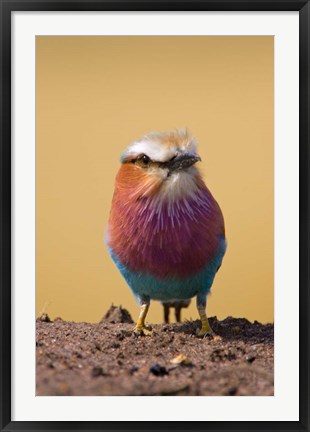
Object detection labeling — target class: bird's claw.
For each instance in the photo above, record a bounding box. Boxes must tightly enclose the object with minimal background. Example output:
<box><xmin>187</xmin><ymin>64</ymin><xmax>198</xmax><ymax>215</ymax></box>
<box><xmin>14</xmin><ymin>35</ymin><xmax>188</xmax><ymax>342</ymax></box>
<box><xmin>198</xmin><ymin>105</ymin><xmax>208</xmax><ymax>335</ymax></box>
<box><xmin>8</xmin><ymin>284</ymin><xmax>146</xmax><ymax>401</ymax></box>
<box><xmin>133</xmin><ymin>325</ymin><xmax>152</xmax><ymax>336</ymax></box>
<box><xmin>196</xmin><ymin>327</ymin><xmax>215</xmax><ymax>338</ymax></box>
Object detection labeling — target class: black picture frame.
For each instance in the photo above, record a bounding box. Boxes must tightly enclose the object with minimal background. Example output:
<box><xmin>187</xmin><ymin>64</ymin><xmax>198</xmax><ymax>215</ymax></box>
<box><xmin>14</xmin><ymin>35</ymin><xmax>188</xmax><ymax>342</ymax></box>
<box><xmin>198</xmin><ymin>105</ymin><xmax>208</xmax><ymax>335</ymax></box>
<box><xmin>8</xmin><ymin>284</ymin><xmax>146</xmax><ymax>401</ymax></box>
<box><xmin>1</xmin><ymin>1</ymin><xmax>309</xmax><ymax>431</ymax></box>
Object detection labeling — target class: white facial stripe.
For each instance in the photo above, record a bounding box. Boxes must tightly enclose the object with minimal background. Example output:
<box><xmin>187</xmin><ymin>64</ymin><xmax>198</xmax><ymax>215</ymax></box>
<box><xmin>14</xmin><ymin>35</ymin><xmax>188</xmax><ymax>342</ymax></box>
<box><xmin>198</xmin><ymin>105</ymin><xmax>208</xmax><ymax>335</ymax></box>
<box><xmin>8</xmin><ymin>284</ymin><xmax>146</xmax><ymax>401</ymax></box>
<box><xmin>123</xmin><ymin>140</ymin><xmax>177</xmax><ymax>162</ymax></box>
<box><xmin>121</xmin><ymin>129</ymin><xmax>198</xmax><ymax>163</ymax></box>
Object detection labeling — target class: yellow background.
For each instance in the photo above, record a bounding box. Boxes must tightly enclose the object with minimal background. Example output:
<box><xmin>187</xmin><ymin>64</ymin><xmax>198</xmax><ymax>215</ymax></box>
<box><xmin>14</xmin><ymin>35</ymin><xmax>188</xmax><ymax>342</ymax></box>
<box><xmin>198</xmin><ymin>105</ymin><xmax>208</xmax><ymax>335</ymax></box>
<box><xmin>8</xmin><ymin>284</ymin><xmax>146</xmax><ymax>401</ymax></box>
<box><xmin>36</xmin><ymin>36</ymin><xmax>274</xmax><ymax>324</ymax></box>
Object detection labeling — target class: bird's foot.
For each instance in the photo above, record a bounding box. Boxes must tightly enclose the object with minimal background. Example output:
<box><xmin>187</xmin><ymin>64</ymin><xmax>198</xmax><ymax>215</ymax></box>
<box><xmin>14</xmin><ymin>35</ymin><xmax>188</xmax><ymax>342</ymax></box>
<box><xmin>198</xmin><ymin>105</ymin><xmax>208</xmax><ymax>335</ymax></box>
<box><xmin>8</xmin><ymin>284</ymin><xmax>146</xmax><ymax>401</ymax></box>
<box><xmin>196</xmin><ymin>327</ymin><xmax>215</xmax><ymax>338</ymax></box>
<box><xmin>133</xmin><ymin>324</ymin><xmax>152</xmax><ymax>336</ymax></box>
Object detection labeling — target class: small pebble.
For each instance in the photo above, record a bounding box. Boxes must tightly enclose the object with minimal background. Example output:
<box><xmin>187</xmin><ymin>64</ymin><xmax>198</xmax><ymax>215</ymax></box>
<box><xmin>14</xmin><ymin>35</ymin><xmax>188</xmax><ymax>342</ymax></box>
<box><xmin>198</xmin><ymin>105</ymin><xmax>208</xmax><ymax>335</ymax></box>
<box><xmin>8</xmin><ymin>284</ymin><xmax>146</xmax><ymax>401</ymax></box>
<box><xmin>226</xmin><ymin>386</ymin><xmax>238</xmax><ymax>396</ymax></box>
<box><xmin>110</xmin><ymin>342</ymin><xmax>120</xmax><ymax>349</ymax></box>
<box><xmin>91</xmin><ymin>366</ymin><xmax>107</xmax><ymax>377</ymax></box>
<box><xmin>149</xmin><ymin>364</ymin><xmax>169</xmax><ymax>376</ymax></box>
<box><xmin>170</xmin><ymin>354</ymin><xmax>192</xmax><ymax>366</ymax></box>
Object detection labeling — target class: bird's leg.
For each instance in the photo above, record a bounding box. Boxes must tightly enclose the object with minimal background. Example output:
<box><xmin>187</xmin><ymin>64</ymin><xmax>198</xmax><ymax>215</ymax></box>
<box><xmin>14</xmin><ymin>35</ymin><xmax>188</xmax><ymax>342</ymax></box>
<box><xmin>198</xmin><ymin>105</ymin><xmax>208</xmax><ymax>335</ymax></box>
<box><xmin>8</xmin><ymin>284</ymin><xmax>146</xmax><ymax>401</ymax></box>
<box><xmin>196</xmin><ymin>296</ymin><xmax>214</xmax><ymax>338</ymax></box>
<box><xmin>163</xmin><ymin>304</ymin><xmax>170</xmax><ymax>324</ymax></box>
<box><xmin>133</xmin><ymin>296</ymin><xmax>152</xmax><ymax>336</ymax></box>
<box><xmin>175</xmin><ymin>305</ymin><xmax>181</xmax><ymax>323</ymax></box>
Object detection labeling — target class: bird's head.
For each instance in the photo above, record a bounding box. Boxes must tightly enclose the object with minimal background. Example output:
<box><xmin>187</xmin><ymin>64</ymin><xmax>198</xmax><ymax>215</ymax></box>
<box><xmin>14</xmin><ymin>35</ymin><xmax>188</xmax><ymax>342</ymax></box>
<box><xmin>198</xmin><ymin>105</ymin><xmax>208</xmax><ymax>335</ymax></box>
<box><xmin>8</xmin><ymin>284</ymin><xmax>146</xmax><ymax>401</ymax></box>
<box><xmin>116</xmin><ymin>129</ymin><xmax>203</xmax><ymax>203</ymax></box>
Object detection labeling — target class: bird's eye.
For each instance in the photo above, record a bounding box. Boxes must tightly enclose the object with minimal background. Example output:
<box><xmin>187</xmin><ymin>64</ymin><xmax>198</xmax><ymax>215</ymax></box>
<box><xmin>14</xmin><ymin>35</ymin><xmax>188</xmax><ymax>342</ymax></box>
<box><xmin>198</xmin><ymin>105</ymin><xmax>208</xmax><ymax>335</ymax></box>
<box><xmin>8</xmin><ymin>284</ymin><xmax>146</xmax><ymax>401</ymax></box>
<box><xmin>141</xmin><ymin>154</ymin><xmax>150</xmax><ymax>164</ymax></box>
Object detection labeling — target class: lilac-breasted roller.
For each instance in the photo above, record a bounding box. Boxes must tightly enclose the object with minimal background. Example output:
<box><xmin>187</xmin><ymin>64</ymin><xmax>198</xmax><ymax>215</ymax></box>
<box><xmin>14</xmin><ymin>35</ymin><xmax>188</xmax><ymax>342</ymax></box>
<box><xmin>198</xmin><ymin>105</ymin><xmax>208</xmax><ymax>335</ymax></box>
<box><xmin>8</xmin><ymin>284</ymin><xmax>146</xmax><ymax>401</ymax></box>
<box><xmin>106</xmin><ymin>129</ymin><xmax>226</xmax><ymax>337</ymax></box>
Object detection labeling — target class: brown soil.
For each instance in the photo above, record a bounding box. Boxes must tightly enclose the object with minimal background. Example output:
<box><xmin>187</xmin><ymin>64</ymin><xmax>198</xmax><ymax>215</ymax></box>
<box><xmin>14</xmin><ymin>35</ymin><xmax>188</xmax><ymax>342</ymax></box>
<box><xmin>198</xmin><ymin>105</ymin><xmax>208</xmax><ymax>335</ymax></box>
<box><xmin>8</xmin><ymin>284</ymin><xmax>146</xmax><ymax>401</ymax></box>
<box><xmin>36</xmin><ymin>306</ymin><xmax>274</xmax><ymax>396</ymax></box>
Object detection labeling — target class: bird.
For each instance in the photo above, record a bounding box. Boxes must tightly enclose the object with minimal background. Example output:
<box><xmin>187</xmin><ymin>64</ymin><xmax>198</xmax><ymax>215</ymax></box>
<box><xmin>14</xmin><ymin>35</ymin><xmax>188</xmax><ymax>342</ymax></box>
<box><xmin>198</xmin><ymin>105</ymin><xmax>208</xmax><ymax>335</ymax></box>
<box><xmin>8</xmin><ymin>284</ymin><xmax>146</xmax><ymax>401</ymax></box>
<box><xmin>106</xmin><ymin>129</ymin><xmax>226</xmax><ymax>337</ymax></box>
<box><xmin>161</xmin><ymin>299</ymin><xmax>191</xmax><ymax>324</ymax></box>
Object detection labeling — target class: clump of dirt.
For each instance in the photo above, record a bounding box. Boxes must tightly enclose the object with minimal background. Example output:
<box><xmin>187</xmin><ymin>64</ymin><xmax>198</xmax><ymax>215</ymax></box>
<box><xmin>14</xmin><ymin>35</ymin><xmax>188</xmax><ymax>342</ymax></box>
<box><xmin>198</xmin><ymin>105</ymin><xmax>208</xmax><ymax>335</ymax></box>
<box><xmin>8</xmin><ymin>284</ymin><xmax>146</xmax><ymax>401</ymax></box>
<box><xmin>36</xmin><ymin>307</ymin><xmax>274</xmax><ymax>396</ymax></box>
<box><xmin>36</xmin><ymin>312</ymin><xmax>52</xmax><ymax>322</ymax></box>
<box><xmin>100</xmin><ymin>304</ymin><xmax>134</xmax><ymax>324</ymax></box>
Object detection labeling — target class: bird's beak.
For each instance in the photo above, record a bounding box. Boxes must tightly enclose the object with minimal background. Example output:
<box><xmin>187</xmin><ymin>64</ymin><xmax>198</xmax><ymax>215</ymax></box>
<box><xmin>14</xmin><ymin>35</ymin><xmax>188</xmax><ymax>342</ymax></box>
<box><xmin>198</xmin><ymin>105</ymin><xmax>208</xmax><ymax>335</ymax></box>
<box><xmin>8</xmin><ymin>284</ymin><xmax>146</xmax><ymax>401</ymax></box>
<box><xmin>164</xmin><ymin>152</ymin><xmax>201</xmax><ymax>174</ymax></box>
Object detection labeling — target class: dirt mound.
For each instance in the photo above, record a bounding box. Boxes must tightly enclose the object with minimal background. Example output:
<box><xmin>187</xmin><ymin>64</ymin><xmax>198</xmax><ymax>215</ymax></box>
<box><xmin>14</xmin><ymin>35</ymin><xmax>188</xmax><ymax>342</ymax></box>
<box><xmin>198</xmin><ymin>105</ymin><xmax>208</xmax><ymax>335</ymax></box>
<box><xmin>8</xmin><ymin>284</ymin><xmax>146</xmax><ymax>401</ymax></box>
<box><xmin>36</xmin><ymin>310</ymin><xmax>273</xmax><ymax>396</ymax></box>
<box><xmin>100</xmin><ymin>304</ymin><xmax>134</xmax><ymax>324</ymax></box>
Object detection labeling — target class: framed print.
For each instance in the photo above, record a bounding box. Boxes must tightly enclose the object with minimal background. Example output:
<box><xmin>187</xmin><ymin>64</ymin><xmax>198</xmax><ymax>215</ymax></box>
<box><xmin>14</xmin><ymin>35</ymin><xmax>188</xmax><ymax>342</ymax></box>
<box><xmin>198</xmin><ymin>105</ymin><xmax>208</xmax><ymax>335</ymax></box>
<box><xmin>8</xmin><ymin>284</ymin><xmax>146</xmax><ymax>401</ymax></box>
<box><xmin>1</xmin><ymin>1</ymin><xmax>309</xmax><ymax>431</ymax></box>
